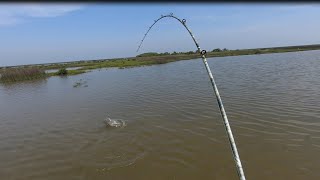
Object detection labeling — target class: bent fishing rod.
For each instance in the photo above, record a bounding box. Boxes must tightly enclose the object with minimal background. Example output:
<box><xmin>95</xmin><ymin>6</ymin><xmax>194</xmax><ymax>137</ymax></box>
<box><xmin>137</xmin><ymin>13</ymin><xmax>246</xmax><ymax>180</ymax></box>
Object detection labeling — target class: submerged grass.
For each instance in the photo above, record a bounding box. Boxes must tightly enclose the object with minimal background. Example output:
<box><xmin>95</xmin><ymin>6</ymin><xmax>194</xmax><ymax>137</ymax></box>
<box><xmin>0</xmin><ymin>67</ymin><xmax>46</xmax><ymax>83</ymax></box>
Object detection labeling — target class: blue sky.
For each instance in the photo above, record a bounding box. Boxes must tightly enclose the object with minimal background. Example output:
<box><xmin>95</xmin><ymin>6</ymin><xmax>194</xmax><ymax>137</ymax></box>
<box><xmin>0</xmin><ymin>3</ymin><xmax>320</xmax><ymax>66</ymax></box>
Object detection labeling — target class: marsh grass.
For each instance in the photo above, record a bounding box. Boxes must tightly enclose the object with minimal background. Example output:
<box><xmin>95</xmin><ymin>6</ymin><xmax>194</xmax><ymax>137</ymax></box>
<box><xmin>0</xmin><ymin>67</ymin><xmax>46</xmax><ymax>83</ymax></box>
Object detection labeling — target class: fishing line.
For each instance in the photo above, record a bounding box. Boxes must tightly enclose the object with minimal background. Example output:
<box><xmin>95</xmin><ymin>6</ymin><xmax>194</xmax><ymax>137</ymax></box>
<box><xmin>137</xmin><ymin>13</ymin><xmax>246</xmax><ymax>180</ymax></box>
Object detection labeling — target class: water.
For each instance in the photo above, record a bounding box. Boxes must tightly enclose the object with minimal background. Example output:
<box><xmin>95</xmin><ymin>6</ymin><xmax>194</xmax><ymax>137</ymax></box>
<box><xmin>1</xmin><ymin>50</ymin><xmax>320</xmax><ymax>180</ymax></box>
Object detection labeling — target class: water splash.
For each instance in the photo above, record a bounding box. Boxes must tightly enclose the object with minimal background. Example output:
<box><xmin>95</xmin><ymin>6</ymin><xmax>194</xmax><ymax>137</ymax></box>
<box><xmin>104</xmin><ymin>116</ymin><xmax>126</xmax><ymax>128</ymax></box>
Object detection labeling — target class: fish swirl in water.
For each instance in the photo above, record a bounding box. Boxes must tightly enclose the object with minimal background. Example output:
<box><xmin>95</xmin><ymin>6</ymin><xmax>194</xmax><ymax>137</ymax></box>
<box><xmin>104</xmin><ymin>116</ymin><xmax>126</xmax><ymax>128</ymax></box>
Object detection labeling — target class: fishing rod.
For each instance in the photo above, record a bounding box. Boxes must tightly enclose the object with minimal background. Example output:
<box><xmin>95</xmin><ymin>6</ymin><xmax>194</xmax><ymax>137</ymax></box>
<box><xmin>137</xmin><ymin>13</ymin><xmax>246</xmax><ymax>180</ymax></box>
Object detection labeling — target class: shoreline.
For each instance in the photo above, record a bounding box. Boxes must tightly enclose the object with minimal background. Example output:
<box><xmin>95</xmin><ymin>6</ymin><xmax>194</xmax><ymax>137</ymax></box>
<box><xmin>1</xmin><ymin>44</ymin><xmax>320</xmax><ymax>82</ymax></box>
<box><xmin>2</xmin><ymin>44</ymin><xmax>320</xmax><ymax>69</ymax></box>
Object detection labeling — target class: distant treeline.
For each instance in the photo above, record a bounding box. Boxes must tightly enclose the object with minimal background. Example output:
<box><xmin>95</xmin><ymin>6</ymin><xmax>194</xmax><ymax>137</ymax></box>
<box><xmin>136</xmin><ymin>48</ymin><xmax>230</xmax><ymax>57</ymax></box>
<box><xmin>2</xmin><ymin>43</ymin><xmax>320</xmax><ymax>83</ymax></box>
<box><xmin>136</xmin><ymin>44</ymin><xmax>320</xmax><ymax>57</ymax></box>
<box><xmin>2</xmin><ymin>44</ymin><xmax>320</xmax><ymax>70</ymax></box>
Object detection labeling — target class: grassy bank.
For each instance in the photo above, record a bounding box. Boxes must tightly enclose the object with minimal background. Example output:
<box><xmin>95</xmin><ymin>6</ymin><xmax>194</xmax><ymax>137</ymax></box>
<box><xmin>47</xmin><ymin>68</ymin><xmax>87</xmax><ymax>76</ymax></box>
<box><xmin>0</xmin><ymin>67</ymin><xmax>88</xmax><ymax>83</ymax></box>
<box><xmin>41</xmin><ymin>44</ymin><xmax>320</xmax><ymax>74</ymax></box>
<box><xmin>1</xmin><ymin>44</ymin><xmax>320</xmax><ymax>83</ymax></box>
<box><xmin>0</xmin><ymin>68</ymin><xmax>46</xmax><ymax>83</ymax></box>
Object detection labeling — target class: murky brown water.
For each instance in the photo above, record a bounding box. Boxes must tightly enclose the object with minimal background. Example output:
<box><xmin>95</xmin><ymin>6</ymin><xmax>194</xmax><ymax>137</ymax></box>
<box><xmin>1</xmin><ymin>50</ymin><xmax>320</xmax><ymax>180</ymax></box>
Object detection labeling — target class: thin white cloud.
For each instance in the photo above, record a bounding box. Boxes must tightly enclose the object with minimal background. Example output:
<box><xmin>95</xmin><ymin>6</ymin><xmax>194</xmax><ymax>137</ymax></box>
<box><xmin>0</xmin><ymin>3</ymin><xmax>85</xmax><ymax>27</ymax></box>
<box><xmin>276</xmin><ymin>4</ymin><xmax>318</xmax><ymax>11</ymax></box>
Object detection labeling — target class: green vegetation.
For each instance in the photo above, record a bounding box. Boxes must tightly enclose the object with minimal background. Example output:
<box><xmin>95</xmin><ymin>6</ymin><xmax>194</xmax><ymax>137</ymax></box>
<box><xmin>0</xmin><ymin>67</ymin><xmax>46</xmax><ymax>83</ymax></box>
<box><xmin>1</xmin><ymin>44</ymin><xmax>320</xmax><ymax>83</ymax></box>
<box><xmin>56</xmin><ymin>68</ymin><xmax>68</xmax><ymax>75</ymax></box>
<box><xmin>46</xmin><ymin>68</ymin><xmax>86</xmax><ymax>77</ymax></box>
<box><xmin>136</xmin><ymin>52</ymin><xmax>160</xmax><ymax>57</ymax></box>
<box><xmin>212</xmin><ymin>48</ymin><xmax>222</xmax><ymax>52</ymax></box>
<box><xmin>67</xmin><ymin>70</ymin><xmax>87</xmax><ymax>75</ymax></box>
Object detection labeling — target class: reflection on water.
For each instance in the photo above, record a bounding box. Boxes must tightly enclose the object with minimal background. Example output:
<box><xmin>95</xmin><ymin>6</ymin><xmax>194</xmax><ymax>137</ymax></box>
<box><xmin>1</xmin><ymin>50</ymin><xmax>320</xmax><ymax>180</ymax></box>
